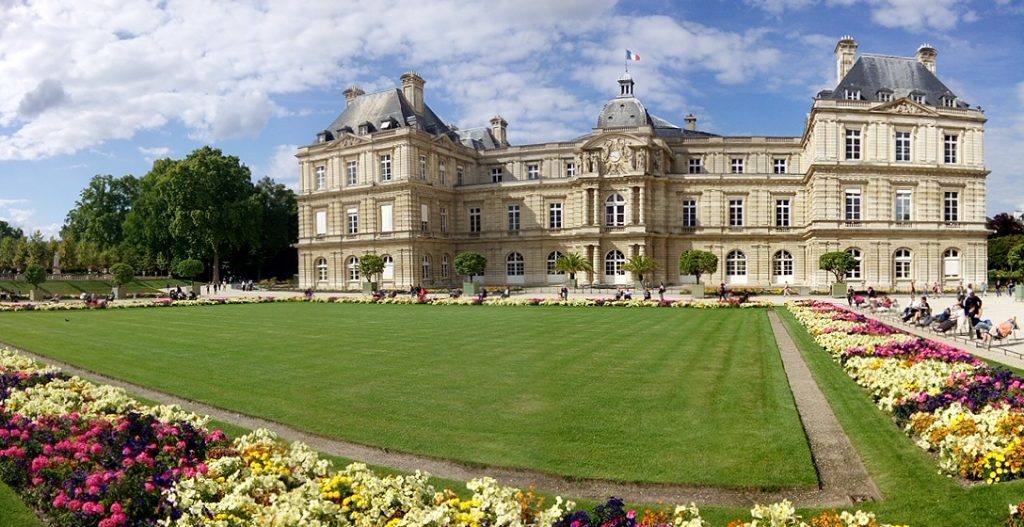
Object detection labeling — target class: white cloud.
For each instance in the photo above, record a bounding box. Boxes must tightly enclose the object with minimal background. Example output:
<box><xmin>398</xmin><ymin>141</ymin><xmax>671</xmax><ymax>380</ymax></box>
<box><xmin>864</xmin><ymin>0</ymin><xmax>969</xmax><ymax>32</ymax></box>
<box><xmin>984</xmin><ymin>81</ymin><xmax>1024</xmax><ymax>215</ymax></box>
<box><xmin>744</xmin><ymin>0</ymin><xmax>817</xmax><ymax>14</ymax></box>
<box><xmin>255</xmin><ymin>144</ymin><xmax>300</xmax><ymax>188</ymax></box>
<box><xmin>138</xmin><ymin>146</ymin><xmax>171</xmax><ymax>162</ymax></box>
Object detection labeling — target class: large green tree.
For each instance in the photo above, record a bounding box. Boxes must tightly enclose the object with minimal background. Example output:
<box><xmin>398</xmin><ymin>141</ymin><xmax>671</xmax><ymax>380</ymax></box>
<box><xmin>554</xmin><ymin>252</ymin><xmax>593</xmax><ymax>283</ymax></box>
<box><xmin>0</xmin><ymin>219</ymin><xmax>22</xmax><ymax>241</ymax></box>
<box><xmin>62</xmin><ymin>174</ymin><xmax>140</xmax><ymax>248</ymax></box>
<box><xmin>819</xmin><ymin>251</ymin><xmax>857</xmax><ymax>284</ymax></box>
<box><xmin>244</xmin><ymin>176</ymin><xmax>298</xmax><ymax>279</ymax></box>
<box><xmin>678</xmin><ymin>250</ymin><xmax>718</xmax><ymax>283</ymax></box>
<box><xmin>622</xmin><ymin>254</ymin><xmax>658</xmax><ymax>288</ymax></box>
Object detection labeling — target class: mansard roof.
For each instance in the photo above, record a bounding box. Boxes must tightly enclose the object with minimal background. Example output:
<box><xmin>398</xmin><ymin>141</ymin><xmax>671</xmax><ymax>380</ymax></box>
<box><xmin>832</xmin><ymin>54</ymin><xmax>968</xmax><ymax>107</ymax></box>
<box><xmin>324</xmin><ymin>89</ymin><xmax>452</xmax><ymax>139</ymax></box>
<box><xmin>455</xmin><ymin>127</ymin><xmax>503</xmax><ymax>150</ymax></box>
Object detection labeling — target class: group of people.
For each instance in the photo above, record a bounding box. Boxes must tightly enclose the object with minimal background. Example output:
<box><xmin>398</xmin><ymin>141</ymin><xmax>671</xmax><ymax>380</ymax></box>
<box><xmin>994</xmin><ymin>279</ymin><xmax>1018</xmax><ymax>297</ymax></box>
<box><xmin>891</xmin><ymin>283</ymin><xmax>1017</xmax><ymax>345</ymax></box>
<box><xmin>168</xmin><ymin>286</ymin><xmax>196</xmax><ymax>301</ymax></box>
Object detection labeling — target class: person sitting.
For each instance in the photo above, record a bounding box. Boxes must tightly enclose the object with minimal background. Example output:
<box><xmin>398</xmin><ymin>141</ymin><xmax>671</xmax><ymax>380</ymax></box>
<box><xmin>983</xmin><ymin>317</ymin><xmax>1018</xmax><ymax>345</ymax></box>
<box><xmin>501</xmin><ymin>287</ymin><xmax>510</xmax><ymax>299</ymax></box>
<box><xmin>643</xmin><ymin>289</ymin><xmax>651</xmax><ymax>301</ymax></box>
<box><xmin>623</xmin><ymin>288</ymin><xmax>633</xmax><ymax>300</ymax></box>
<box><xmin>614</xmin><ymin>288</ymin><xmax>623</xmax><ymax>301</ymax></box>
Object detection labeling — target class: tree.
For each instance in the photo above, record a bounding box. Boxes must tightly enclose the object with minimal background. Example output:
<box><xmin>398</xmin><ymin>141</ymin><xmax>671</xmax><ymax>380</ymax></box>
<box><xmin>109</xmin><ymin>263</ymin><xmax>135</xmax><ymax>286</ymax></box>
<box><xmin>359</xmin><ymin>254</ymin><xmax>385</xmax><ymax>286</ymax></box>
<box><xmin>62</xmin><ymin>174</ymin><xmax>140</xmax><ymax>248</ymax></box>
<box><xmin>678</xmin><ymin>250</ymin><xmax>718</xmax><ymax>283</ymax></box>
<box><xmin>453</xmin><ymin>251</ymin><xmax>487</xmax><ymax>280</ymax></box>
<box><xmin>554</xmin><ymin>252</ymin><xmax>593</xmax><ymax>284</ymax></box>
<box><xmin>25</xmin><ymin>231</ymin><xmax>52</xmax><ymax>268</ymax></box>
<box><xmin>23</xmin><ymin>264</ymin><xmax>46</xmax><ymax>295</ymax></box>
<box><xmin>174</xmin><ymin>258</ymin><xmax>205</xmax><ymax>287</ymax></box>
<box><xmin>0</xmin><ymin>219</ymin><xmax>22</xmax><ymax>241</ymax></box>
<box><xmin>819</xmin><ymin>251</ymin><xmax>857</xmax><ymax>284</ymax></box>
<box><xmin>1008</xmin><ymin>241</ymin><xmax>1024</xmax><ymax>274</ymax></box>
<box><xmin>989</xmin><ymin>234</ymin><xmax>1024</xmax><ymax>272</ymax></box>
<box><xmin>987</xmin><ymin>212</ymin><xmax>1024</xmax><ymax>238</ymax></box>
<box><xmin>622</xmin><ymin>254</ymin><xmax>658</xmax><ymax>288</ymax></box>
<box><xmin>246</xmin><ymin>176</ymin><xmax>298</xmax><ymax>279</ymax></box>
<box><xmin>155</xmin><ymin>252</ymin><xmax>169</xmax><ymax>277</ymax></box>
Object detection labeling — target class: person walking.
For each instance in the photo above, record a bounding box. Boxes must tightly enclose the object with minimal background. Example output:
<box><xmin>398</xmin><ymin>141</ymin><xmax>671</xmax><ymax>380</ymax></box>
<box><xmin>658</xmin><ymin>281</ymin><xmax>666</xmax><ymax>301</ymax></box>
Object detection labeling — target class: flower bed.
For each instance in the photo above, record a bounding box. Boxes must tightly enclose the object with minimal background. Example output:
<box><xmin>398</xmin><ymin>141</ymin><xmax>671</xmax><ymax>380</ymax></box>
<box><xmin>788</xmin><ymin>300</ymin><xmax>1024</xmax><ymax>483</ymax></box>
<box><xmin>0</xmin><ymin>347</ymin><xmax>901</xmax><ymax>526</ymax></box>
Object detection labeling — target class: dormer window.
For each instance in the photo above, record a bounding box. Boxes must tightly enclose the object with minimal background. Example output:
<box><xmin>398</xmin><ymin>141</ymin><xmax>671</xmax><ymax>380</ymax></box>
<box><xmin>877</xmin><ymin>90</ymin><xmax>892</xmax><ymax>102</ymax></box>
<box><xmin>844</xmin><ymin>89</ymin><xmax>861</xmax><ymax>100</ymax></box>
<box><xmin>358</xmin><ymin>122</ymin><xmax>373</xmax><ymax>135</ymax></box>
<box><xmin>941</xmin><ymin>96</ymin><xmax>956</xmax><ymax>108</ymax></box>
<box><xmin>910</xmin><ymin>93</ymin><xmax>925</xmax><ymax>104</ymax></box>
<box><xmin>380</xmin><ymin>119</ymin><xmax>392</xmax><ymax>129</ymax></box>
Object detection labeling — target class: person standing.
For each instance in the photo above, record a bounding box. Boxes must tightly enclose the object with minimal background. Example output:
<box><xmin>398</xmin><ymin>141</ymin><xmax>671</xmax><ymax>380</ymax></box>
<box><xmin>963</xmin><ymin>290</ymin><xmax>983</xmax><ymax>339</ymax></box>
<box><xmin>658</xmin><ymin>281</ymin><xmax>666</xmax><ymax>301</ymax></box>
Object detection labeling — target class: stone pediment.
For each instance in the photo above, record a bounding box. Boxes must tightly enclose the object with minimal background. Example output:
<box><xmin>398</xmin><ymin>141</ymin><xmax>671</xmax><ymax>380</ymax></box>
<box><xmin>579</xmin><ymin>134</ymin><xmax>651</xmax><ymax>176</ymax></box>
<box><xmin>334</xmin><ymin>133</ymin><xmax>371</xmax><ymax>148</ymax></box>
<box><xmin>871</xmin><ymin>98</ymin><xmax>938</xmax><ymax>116</ymax></box>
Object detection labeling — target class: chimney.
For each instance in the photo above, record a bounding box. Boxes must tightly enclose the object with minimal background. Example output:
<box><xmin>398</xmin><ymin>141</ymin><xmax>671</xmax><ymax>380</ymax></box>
<box><xmin>490</xmin><ymin>115</ymin><xmax>508</xmax><ymax>147</ymax></box>
<box><xmin>684</xmin><ymin>113</ymin><xmax>697</xmax><ymax>131</ymax></box>
<box><xmin>834</xmin><ymin>35</ymin><xmax>858</xmax><ymax>84</ymax></box>
<box><xmin>400</xmin><ymin>71</ymin><xmax>425</xmax><ymax>113</ymax></box>
<box><xmin>916</xmin><ymin>43</ymin><xmax>937</xmax><ymax>74</ymax></box>
<box><xmin>343</xmin><ymin>85</ymin><xmax>365</xmax><ymax>106</ymax></box>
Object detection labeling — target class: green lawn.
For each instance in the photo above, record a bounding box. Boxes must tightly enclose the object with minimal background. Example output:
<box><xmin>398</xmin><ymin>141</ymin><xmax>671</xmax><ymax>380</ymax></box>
<box><xmin>0</xmin><ymin>278</ymin><xmax>188</xmax><ymax>297</ymax></box>
<box><xmin>0</xmin><ymin>303</ymin><xmax>816</xmax><ymax>488</ymax></box>
<box><xmin>776</xmin><ymin>309</ymin><xmax>1024</xmax><ymax>527</ymax></box>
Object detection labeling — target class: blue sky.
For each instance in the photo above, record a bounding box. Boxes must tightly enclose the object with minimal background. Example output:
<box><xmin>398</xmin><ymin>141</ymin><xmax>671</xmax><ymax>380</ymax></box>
<box><xmin>1</xmin><ymin>0</ymin><xmax>1022</xmax><ymax>237</ymax></box>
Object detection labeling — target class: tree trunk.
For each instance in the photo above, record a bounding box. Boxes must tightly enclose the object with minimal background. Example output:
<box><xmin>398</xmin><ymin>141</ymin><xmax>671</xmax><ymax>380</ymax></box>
<box><xmin>212</xmin><ymin>252</ymin><xmax>220</xmax><ymax>285</ymax></box>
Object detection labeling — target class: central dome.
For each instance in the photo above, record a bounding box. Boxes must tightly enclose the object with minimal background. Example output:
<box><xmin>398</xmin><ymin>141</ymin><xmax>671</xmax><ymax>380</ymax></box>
<box><xmin>596</xmin><ymin>73</ymin><xmax>652</xmax><ymax>128</ymax></box>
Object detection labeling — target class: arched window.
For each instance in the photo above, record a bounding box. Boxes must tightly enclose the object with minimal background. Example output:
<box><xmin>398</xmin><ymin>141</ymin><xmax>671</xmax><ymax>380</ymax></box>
<box><xmin>315</xmin><ymin>257</ymin><xmax>328</xmax><ymax>282</ymax></box>
<box><xmin>605</xmin><ymin>250</ymin><xmax>625</xmax><ymax>276</ymax></box>
<box><xmin>943</xmin><ymin>248</ymin><xmax>961</xmax><ymax>278</ymax></box>
<box><xmin>506</xmin><ymin>252</ymin><xmax>525</xmax><ymax>276</ymax></box>
<box><xmin>441</xmin><ymin>255</ymin><xmax>450</xmax><ymax>279</ymax></box>
<box><xmin>894</xmin><ymin>249</ymin><xmax>912</xmax><ymax>280</ymax></box>
<box><xmin>726</xmin><ymin>250</ymin><xmax>747</xmax><ymax>277</ymax></box>
<box><xmin>547</xmin><ymin>251</ymin><xmax>565</xmax><ymax>275</ymax></box>
<box><xmin>845</xmin><ymin>248</ymin><xmax>862</xmax><ymax>280</ymax></box>
<box><xmin>347</xmin><ymin>256</ymin><xmax>360</xmax><ymax>281</ymax></box>
<box><xmin>421</xmin><ymin>255</ymin><xmax>431</xmax><ymax>280</ymax></box>
<box><xmin>605</xmin><ymin>194</ymin><xmax>626</xmax><ymax>226</ymax></box>
<box><xmin>772</xmin><ymin>250</ymin><xmax>794</xmax><ymax>280</ymax></box>
<box><xmin>382</xmin><ymin>254</ymin><xmax>394</xmax><ymax>280</ymax></box>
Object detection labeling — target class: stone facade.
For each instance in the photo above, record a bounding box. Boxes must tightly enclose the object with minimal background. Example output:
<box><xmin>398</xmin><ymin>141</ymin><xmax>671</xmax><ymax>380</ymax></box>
<box><xmin>296</xmin><ymin>37</ymin><xmax>988</xmax><ymax>292</ymax></box>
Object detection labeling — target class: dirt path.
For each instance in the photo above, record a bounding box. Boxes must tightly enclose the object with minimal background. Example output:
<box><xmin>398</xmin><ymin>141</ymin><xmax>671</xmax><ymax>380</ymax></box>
<box><xmin>0</xmin><ymin>311</ymin><xmax>879</xmax><ymax>507</ymax></box>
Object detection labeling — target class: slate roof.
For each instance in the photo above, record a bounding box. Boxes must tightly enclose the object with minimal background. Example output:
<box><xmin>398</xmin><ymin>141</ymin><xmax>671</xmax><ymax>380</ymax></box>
<box><xmin>831</xmin><ymin>54</ymin><xmax>967</xmax><ymax>107</ymax></box>
<box><xmin>322</xmin><ymin>89</ymin><xmax>452</xmax><ymax>140</ymax></box>
<box><xmin>455</xmin><ymin>127</ymin><xmax>502</xmax><ymax>150</ymax></box>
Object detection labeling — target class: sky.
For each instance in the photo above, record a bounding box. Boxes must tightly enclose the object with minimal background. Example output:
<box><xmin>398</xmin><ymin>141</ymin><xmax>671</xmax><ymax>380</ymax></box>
<box><xmin>1</xmin><ymin>0</ymin><xmax>1022</xmax><ymax>238</ymax></box>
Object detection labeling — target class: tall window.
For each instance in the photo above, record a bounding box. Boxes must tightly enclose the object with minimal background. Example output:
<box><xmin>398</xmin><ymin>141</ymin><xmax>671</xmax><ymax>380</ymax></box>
<box><xmin>314</xmin><ymin>209</ymin><xmax>327</xmax><ymax>236</ymax></box>
<box><xmin>895</xmin><ymin>131</ymin><xmax>911</xmax><ymax>162</ymax></box>
<box><xmin>944</xmin><ymin>134</ymin><xmax>958</xmax><ymax>164</ymax></box>
<box><xmin>726</xmin><ymin>250</ymin><xmax>747</xmax><ymax>278</ymax></box>
<box><xmin>682</xmin><ymin>199</ymin><xmax>697</xmax><ymax>227</ymax></box>
<box><xmin>773</xmin><ymin>158</ymin><xmax>787</xmax><ymax>174</ymax></box>
<box><xmin>547</xmin><ymin>251</ymin><xmax>565</xmax><ymax>275</ymax></box>
<box><xmin>347</xmin><ymin>160</ymin><xmax>358</xmax><ymax>186</ymax></box>
<box><xmin>441</xmin><ymin>255</ymin><xmax>450</xmax><ymax>279</ymax></box>
<box><xmin>894</xmin><ymin>249</ymin><xmax>912</xmax><ymax>280</ymax></box>
<box><xmin>469</xmin><ymin>208</ymin><xmax>481</xmax><ymax>233</ymax></box>
<box><xmin>845</xmin><ymin>129</ymin><xmax>861</xmax><ymax>160</ymax></box>
<box><xmin>421</xmin><ymin>255</ymin><xmax>431</xmax><ymax>280</ymax></box>
<box><xmin>457</xmin><ymin>165</ymin><xmax>464</xmax><ymax>186</ymax></box>
<box><xmin>315</xmin><ymin>257</ymin><xmax>328</xmax><ymax>282</ymax></box>
<box><xmin>605</xmin><ymin>194</ymin><xmax>626</xmax><ymax>226</ymax></box>
<box><xmin>347</xmin><ymin>256</ymin><xmax>360</xmax><ymax>281</ymax></box>
<box><xmin>507</xmin><ymin>204</ymin><xmax>520</xmax><ymax>231</ymax></box>
<box><xmin>549</xmin><ymin>202</ymin><xmax>563</xmax><ymax>229</ymax></box>
<box><xmin>728</xmin><ymin>199</ymin><xmax>744</xmax><ymax>227</ymax></box>
<box><xmin>772</xmin><ymin>250</ymin><xmax>794</xmax><ymax>280</ymax></box>
<box><xmin>419</xmin><ymin>154</ymin><xmax>427</xmax><ymax>179</ymax></box>
<box><xmin>894</xmin><ymin>190</ymin><xmax>912</xmax><ymax>222</ymax></box>
<box><xmin>527</xmin><ymin>164</ymin><xmax>540</xmax><ymax>180</ymax></box>
<box><xmin>566</xmin><ymin>162</ymin><xmax>577</xmax><ymax>177</ymax></box>
<box><xmin>943</xmin><ymin>248</ymin><xmax>961</xmax><ymax>278</ymax></box>
<box><xmin>845</xmin><ymin>248</ymin><xmax>862</xmax><ymax>280</ymax></box>
<box><xmin>688</xmin><ymin>158</ymin><xmax>703</xmax><ymax>174</ymax></box>
<box><xmin>420</xmin><ymin>204</ymin><xmax>429</xmax><ymax>232</ymax></box>
<box><xmin>730</xmin><ymin>158</ymin><xmax>744</xmax><ymax>174</ymax></box>
<box><xmin>315</xmin><ymin>165</ymin><xmax>326</xmax><ymax>190</ymax></box>
<box><xmin>379</xmin><ymin>203</ymin><xmax>393</xmax><ymax>232</ymax></box>
<box><xmin>506</xmin><ymin>252</ymin><xmax>524</xmax><ymax>276</ymax></box>
<box><xmin>845</xmin><ymin>189</ymin><xmax>861</xmax><ymax>221</ymax></box>
<box><xmin>944</xmin><ymin>191</ymin><xmax>959</xmax><ymax>222</ymax></box>
<box><xmin>439</xmin><ymin>160</ymin><xmax>447</xmax><ymax>185</ymax></box>
<box><xmin>491</xmin><ymin>167</ymin><xmax>503</xmax><ymax>183</ymax></box>
<box><xmin>775</xmin><ymin>198</ymin><xmax>791</xmax><ymax>227</ymax></box>
<box><xmin>347</xmin><ymin>208</ymin><xmax>358</xmax><ymax>234</ymax></box>
<box><xmin>379</xmin><ymin>154</ymin><xmax>392</xmax><ymax>181</ymax></box>
<box><xmin>440</xmin><ymin>207</ymin><xmax>448</xmax><ymax>233</ymax></box>
<box><xmin>382</xmin><ymin>255</ymin><xmax>394</xmax><ymax>280</ymax></box>
<box><xmin>604</xmin><ymin>250</ymin><xmax>625</xmax><ymax>276</ymax></box>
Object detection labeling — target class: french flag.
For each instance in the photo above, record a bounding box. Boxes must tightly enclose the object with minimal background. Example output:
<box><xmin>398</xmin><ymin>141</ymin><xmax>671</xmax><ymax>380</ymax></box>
<box><xmin>625</xmin><ymin>49</ymin><xmax>640</xmax><ymax>62</ymax></box>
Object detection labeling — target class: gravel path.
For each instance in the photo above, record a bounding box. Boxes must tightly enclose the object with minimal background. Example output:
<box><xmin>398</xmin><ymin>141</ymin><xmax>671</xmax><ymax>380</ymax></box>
<box><xmin>0</xmin><ymin>308</ymin><xmax>879</xmax><ymax>507</ymax></box>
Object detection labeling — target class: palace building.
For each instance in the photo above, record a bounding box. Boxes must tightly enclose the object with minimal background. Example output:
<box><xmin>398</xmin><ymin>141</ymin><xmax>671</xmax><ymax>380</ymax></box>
<box><xmin>295</xmin><ymin>36</ymin><xmax>988</xmax><ymax>291</ymax></box>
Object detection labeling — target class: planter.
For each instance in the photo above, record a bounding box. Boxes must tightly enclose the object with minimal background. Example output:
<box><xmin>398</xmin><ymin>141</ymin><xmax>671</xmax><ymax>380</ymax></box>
<box><xmin>831</xmin><ymin>282</ymin><xmax>848</xmax><ymax>298</ymax></box>
<box><xmin>29</xmin><ymin>288</ymin><xmax>37</xmax><ymax>302</ymax></box>
<box><xmin>462</xmin><ymin>281</ymin><xmax>478</xmax><ymax>296</ymax></box>
<box><xmin>798</xmin><ymin>286</ymin><xmax>811</xmax><ymax>296</ymax></box>
<box><xmin>192</xmin><ymin>283</ymin><xmax>202</xmax><ymax>296</ymax></box>
<box><xmin>362</xmin><ymin>281</ymin><xmax>378</xmax><ymax>295</ymax></box>
<box><xmin>690</xmin><ymin>283</ymin><xmax>705</xmax><ymax>299</ymax></box>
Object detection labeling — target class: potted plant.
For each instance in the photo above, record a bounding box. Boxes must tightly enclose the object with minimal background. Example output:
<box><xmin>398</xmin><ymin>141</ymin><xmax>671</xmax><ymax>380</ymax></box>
<box><xmin>109</xmin><ymin>262</ymin><xmax>135</xmax><ymax>300</ymax></box>
<box><xmin>453</xmin><ymin>251</ymin><xmax>487</xmax><ymax>296</ymax></box>
<box><xmin>554</xmin><ymin>252</ymin><xmax>593</xmax><ymax>290</ymax></box>
<box><xmin>678</xmin><ymin>249</ymin><xmax>718</xmax><ymax>299</ymax></box>
<box><xmin>623</xmin><ymin>254</ymin><xmax>658</xmax><ymax>290</ymax></box>
<box><xmin>174</xmin><ymin>258</ymin><xmax>205</xmax><ymax>295</ymax></box>
<box><xmin>819</xmin><ymin>251</ymin><xmax>857</xmax><ymax>298</ymax></box>
<box><xmin>23</xmin><ymin>263</ymin><xmax>46</xmax><ymax>302</ymax></box>
<box><xmin>359</xmin><ymin>253</ymin><xmax>385</xmax><ymax>295</ymax></box>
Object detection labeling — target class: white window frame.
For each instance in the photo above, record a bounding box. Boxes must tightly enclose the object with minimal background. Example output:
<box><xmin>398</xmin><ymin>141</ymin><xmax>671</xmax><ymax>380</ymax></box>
<box><xmin>566</xmin><ymin>162</ymin><xmax>577</xmax><ymax>177</ymax></box>
<box><xmin>775</xmin><ymin>198</ymin><xmax>791</xmax><ymax>227</ymax></box>
<box><xmin>347</xmin><ymin>208</ymin><xmax>358</xmax><ymax>235</ymax></box>
<box><xmin>773</xmin><ymin>158</ymin><xmax>787</xmax><ymax>174</ymax></box>
<box><xmin>380</xmin><ymin>154</ymin><xmax>392</xmax><ymax>181</ymax></box>
<box><xmin>845</xmin><ymin>248</ymin><xmax>862</xmax><ymax>280</ymax></box>
<box><xmin>469</xmin><ymin>208</ymin><xmax>481</xmax><ymax>233</ymax></box>
<box><xmin>380</xmin><ymin>203</ymin><xmax>394</xmax><ymax>233</ymax></box>
<box><xmin>895</xmin><ymin>131</ymin><xmax>911</xmax><ymax>162</ymax></box>
<box><xmin>421</xmin><ymin>255</ymin><xmax>430</xmax><ymax>280</ymax></box>
<box><xmin>845</xmin><ymin>129</ymin><xmax>861</xmax><ymax>160</ymax></box>
<box><xmin>315</xmin><ymin>165</ymin><xmax>326</xmax><ymax>190</ymax></box>
<box><xmin>943</xmin><ymin>248</ymin><xmax>961</xmax><ymax>278</ymax></box>
<box><xmin>728</xmin><ymin>199</ymin><xmax>744</xmax><ymax>227</ymax></box>
<box><xmin>507</xmin><ymin>204</ymin><xmax>520</xmax><ymax>231</ymax></box>
<box><xmin>315</xmin><ymin>257</ymin><xmax>328</xmax><ymax>282</ymax></box>
<box><xmin>419</xmin><ymin>154</ymin><xmax>427</xmax><ymax>180</ymax></box>
<box><xmin>549</xmin><ymin>202</ymin><xmax>563</xmax><ymax>229</ymax></box>
<box><xmin>688</xmin><ymin>158</ymin><xmax>703</xmax><ymax>174</ymax></box>
<box><xmin>730</xmin><ymin>158</ymin><xmax>744</xmax><ymax>174</ymax></box>
<box><xmin>441</xmin><ymin>255</ymin><xmax>450</xmax><ymax>279</ymax></box>
<box><xmin>894</xmin><ymin>190</ymin><xmax>912</xmax><ymax>222</ymax></box>
<box><xmin>547</xmin><ymin>251</ymin><xmax>565</xmax><ymax>275</ymax></box>
<box><xmin>605</xmin><ymin>194</ymin><xmax>626</xmax><ymax>226</ymax></box>
<box><xmin>894</xmin><ymin>249</ymin><xmax>912</xmax><ymax>280</ymax></box>
<box><xmin>382</xmin><ymin>255</ymin><xmax>394</xmax><ymax>280</ymax></box>
<box><xmin>456</xmin><ymin>165</ymin><xmax>464</xmax><ymax>186</ymax></box>
<box><xmin>420</xmin><ymin>204</ymin><xmax>429</xmax><ymax>232</ymax></box>
<box><xmin>347</xmin><ymin>256</ymin><xmax>360</xmax><ymax>282</ymax></box>
<box><xmin>440</xmin><ymin>207</ymin><xmax>448</xmax><ymax>233</ymax></box>
<box><xmin>604</xmin><ymin>250</ymin><xmax>625</xmax><ymax>276</ymax></box>
<box><xmin>726</xmin><ymin>250</ymin><xmax>747</xmax><ymax>279</ymax></box>
<box><xmin>527</xmin><ymin>164</ymin><xmax>540</xmax><ymax>180</ymax></box>
<box><xmin>944</xmin><ymin>134</ymin><xmax>958</xmax><ymax>164</ymax></box>
<box><xmin>439</xmin><ymin>159</ymin><xmax>447</xmax><ymax>185</ymax></box>
<box><xmin>682</xmin><ymin>198</ymin><xmax>698</xmax><ymax>227</ymax></box>
<box><xmin>315</xmin><ymin>209</ymin><xmax>327</xmax><ymax>236</ymax></box>
<box><xmin>491</xmin><ymin>166</ymin><xmax>503</xmax><ymax>183</ymax></box>
<box><xmin>772</xmin><ymin>250</ymin><xmax>794</xmax><ymax>282</ymax></box>
<box><xmin>506</xmin><ymin>252</ymin><xmax>525</xmax><ymax>276</ymax></box>
<box><xmin>944</xmin><ymin>191</ymin><xmax>959</xmax><ymax>222</ymax></box>
<box><xmin>845</xmin><ymin>189</ymin><xmax>862</xmax><ymax>221</ymax></box>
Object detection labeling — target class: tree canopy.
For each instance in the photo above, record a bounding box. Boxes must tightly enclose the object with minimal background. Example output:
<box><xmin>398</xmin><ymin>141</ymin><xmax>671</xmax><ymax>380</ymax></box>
<box><xmin>23</xmin><ymin>264</ymin><xmax>46</xmax><ymax>289</ymax></box>
<box><xmin>622</xmin><ymin>254</ymin><xmax>658</xmax><ymax>287</ymax></box>
<box><xmin>554</xmin><ymin>252</ymin><xmax>593</xmax><ymax>281</ymax></box>
<box><xmin>109</xmin><ymin>263</ymin><xmax>135</xmax><ymax>286</ymax></box>
<box><xmin>987</xmin><ymin>212</ymin><xmax>1024</xmax><ymax>238</ymax></box>
<box><xmin>62</xmin><ymin>174</ymin><xmax>140</xmax><ymax>248</ymax></box>
<box><xmin>678</xmin><ymin>250</ymin><xmax>718</xmax><ymax>283</ymax></box>
<box><xmin>359</xmin><ymin>254</ymin><xmax>385</xmax><ymax>284</ymax></box>
<box><xmin>453</xmin><ymin>251</ymin><xmax>487</xmax><ymax>279</ymax></box>
<box><xmin>819</xmin><ymin>251</ymin><xmax>857</xmax><ymax>283</ymax></box>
